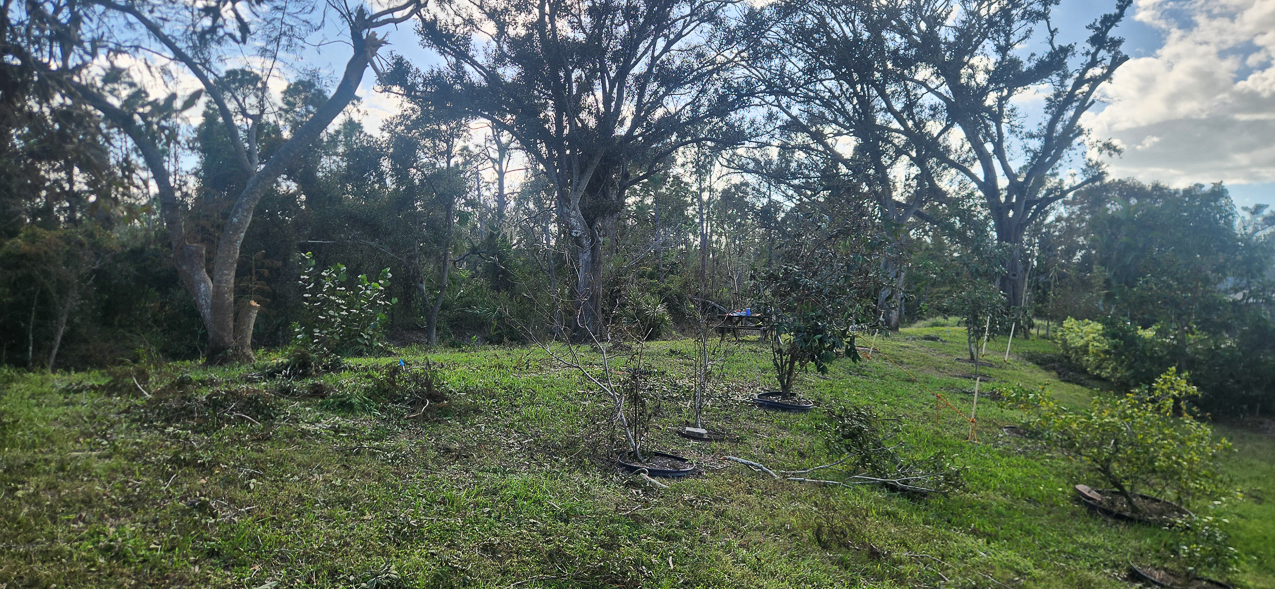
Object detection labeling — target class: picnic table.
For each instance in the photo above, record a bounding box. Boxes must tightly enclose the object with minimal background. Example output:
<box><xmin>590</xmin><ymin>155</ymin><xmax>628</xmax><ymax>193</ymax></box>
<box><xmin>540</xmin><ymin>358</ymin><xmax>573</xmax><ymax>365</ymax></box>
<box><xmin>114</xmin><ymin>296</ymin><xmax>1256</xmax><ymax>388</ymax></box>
<box><xmin>716</xmin><ymin>311</ymin><xmax>768</xmax><ymax>341</ymax></box>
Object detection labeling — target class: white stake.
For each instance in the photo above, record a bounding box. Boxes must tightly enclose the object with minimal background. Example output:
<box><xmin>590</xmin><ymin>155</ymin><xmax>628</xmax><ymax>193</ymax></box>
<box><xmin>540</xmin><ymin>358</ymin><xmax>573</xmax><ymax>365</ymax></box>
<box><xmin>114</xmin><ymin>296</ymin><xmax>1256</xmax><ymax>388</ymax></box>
<box><xmin>979</xmin><ymin>315</ymin><xmax>991</xmax><ymax>357</ymax></box>
<box><xmin>969</xmin><ymin>375</ymin><xmax>981</xmax><ymax>442</ymax></box>
<box><xmin>1004</xmin><ymin>322</ymin><xmax>1016</xmax><ymax>362</ymax></box>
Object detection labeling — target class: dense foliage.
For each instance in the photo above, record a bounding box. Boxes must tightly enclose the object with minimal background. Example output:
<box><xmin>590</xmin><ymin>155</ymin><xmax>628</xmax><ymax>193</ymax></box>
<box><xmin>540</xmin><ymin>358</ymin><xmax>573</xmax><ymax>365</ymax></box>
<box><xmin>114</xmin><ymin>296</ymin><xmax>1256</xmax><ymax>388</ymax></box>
<box><xmin>291</xmin><ymin>253</ymin><xmax>395</xmax><ymax>358</ymax></box>
<box><xmin>1035</xmin><ymin>181</ymin><xmax>1275</xmax><ymax>412</ymax></box>
<box><xmin>1004</xmin><ymin>369</ymin><xmax>1233</xmax><ymax>513</ymax></box>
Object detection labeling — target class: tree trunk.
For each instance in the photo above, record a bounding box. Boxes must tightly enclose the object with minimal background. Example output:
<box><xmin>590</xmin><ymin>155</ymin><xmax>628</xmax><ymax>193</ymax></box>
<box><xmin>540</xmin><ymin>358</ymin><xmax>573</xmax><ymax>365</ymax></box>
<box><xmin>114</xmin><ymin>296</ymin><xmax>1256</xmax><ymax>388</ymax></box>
<box><xmin>892</xmin><ymin>267</ymin><xmax>906</xmax><ymax>328</ymax></box>
<box><xmin>574</xmin><ymin>233</ymin><xmax>599</xmax><ymax>340</ymax></box>
<box><xmin>999</xmin><ymin>247</ymin><xmax>1028</xmax><ymax>310</ymax></box>
<box><xmin>205</xmin><ymin>48</ymin><xmax>374</xmax><ymax>363</ymax></box>
<box><xmin>72</xmin><ymin>29</ymin><xmax>378</xmax><ymax>365</ymax></box>
<box><xmin>594</xmin><ymin>219</ymin><xmax>610</xmax><ymax>338</ymax></box>
<box><xmin>877</xmin><ymin>258</ymin><xmax>905</xmax><ymax>331</ymax></box>
<box><xmin>233</xmin><ymin>299</ymin><xmax>260</xmax><ymax>362</ymax></box>
<box><xmin>428</xmin><ymin>193</ymin><xmax>457</xmax><ymax>346</ymax></box>
<box><xmin>567</xmin><ymin>205</ymin><xmax>599</xmax><ymax>341</ymax></box>
<box><xmin>697</xmin><ymin>181</ymin><xmax>708</xmax><ymax>289</ymax></box>
<box><xmin>543</xmin><ymin>204</ymin><xmax>561</xmax><ymax>336</ymax></box>
<box><xmin>427</xmin><ymin>260</ymin><xmax>451</xmax><ymax>346</ymax></box>
<box><xmin>46</xmin><ymin>285</ymin><xmax>77</xmax><ymax>372</ymax></box>
<box><xmin>27</xmin><ymin>288</ymin><xmax>38</xmax><ymax>369</ymax></box>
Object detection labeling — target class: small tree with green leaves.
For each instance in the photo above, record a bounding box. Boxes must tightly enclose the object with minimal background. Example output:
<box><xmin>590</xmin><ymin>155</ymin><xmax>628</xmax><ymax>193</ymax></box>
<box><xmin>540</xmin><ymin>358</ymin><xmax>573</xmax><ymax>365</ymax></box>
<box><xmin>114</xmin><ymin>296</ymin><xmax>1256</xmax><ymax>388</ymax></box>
<box><xmin>292</xmin><ymin>252</ymin><xmax>396</xmax><ymax>358</ymax></box>
<box><xmin>1004</xmin><ymin>368</ymin><xmax>1232</xmax><ymax>513</ymax></box>
<box><xmin>759</xmin><ymin>263</ymin><xmax>860</xmax><ymax>398</ymax></box>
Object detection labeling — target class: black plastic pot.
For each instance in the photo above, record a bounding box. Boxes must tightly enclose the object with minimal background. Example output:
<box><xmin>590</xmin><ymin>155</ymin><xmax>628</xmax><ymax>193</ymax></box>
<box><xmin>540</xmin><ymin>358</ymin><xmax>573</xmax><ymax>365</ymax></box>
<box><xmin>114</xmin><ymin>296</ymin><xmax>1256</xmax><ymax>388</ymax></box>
<box><xmin>1075</xmin><ymin>486</ymin><xmax>1194</xmax><ymax>525</ymax></box>
<box><xmin>753</xmin><ymin>391</ymin><xmax>814</xmax><ymax>412</ymax></box>
<box><xmin>616</xmin><ymin>451</ymin><xmax>696</xmax><ymax>478</ymax></box>
<box><xmin>1129</xmin><ymin>563</ymin><xmax>1233</xmax><ymax>589</ymax></box>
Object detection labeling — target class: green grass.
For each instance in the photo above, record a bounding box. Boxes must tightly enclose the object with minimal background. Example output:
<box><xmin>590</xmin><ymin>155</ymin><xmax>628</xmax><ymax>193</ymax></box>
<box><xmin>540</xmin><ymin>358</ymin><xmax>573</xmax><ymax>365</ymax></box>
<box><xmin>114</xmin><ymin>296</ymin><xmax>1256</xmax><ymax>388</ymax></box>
<box><xmin>1</xmin><ymin>323</ymin><xmax>1271</xmax><ymax>588</ymax></box>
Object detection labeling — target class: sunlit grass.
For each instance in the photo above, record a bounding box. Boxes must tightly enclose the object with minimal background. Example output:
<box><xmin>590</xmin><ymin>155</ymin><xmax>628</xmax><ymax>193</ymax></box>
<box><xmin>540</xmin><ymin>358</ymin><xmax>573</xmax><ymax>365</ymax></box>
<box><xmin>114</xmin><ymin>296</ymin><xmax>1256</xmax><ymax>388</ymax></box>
<box><xmin>0</xmin><ymin>325</ymin><xmax>1270</xmax><ymax>587</ymax></box>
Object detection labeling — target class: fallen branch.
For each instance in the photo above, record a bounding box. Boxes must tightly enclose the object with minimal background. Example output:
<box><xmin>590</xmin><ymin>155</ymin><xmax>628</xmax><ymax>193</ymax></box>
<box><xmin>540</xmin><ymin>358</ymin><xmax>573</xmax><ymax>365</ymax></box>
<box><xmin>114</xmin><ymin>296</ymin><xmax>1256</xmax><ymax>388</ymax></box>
<box><xmin>637</xmin><ymin>471</ymin><xmax>669</xmax><ymax>489</ymax></box>
<box><xmin>405</xmin><ymin>399</ymin><xmax>431</xmax><ymax>419</ymax></box>
<box><xmin>132</xmin><ymin>376</ymin><xmax>151</xmax><ymax>398</ymax></box>
<box><xmin>724</xmin><ymin>456</ymin><xmax>779</xmax><ymax>479</ymax></box>
<box><xmin>786</xmin><ymin>476</ymin><xmax>850</xmax><ymax>487</ymax></box>
<box><xmin>779</xmin><ymin>456</ymin><xmax>850</xmax><ymax>475</ymax></box>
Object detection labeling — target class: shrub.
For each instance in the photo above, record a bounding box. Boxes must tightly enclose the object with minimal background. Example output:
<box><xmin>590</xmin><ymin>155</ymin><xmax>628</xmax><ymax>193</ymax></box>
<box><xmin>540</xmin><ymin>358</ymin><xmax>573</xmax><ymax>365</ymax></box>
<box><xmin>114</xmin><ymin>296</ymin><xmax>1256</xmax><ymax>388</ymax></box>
<box><xmin>621</xmin><ymin>291</ymin><xmax>671</xmax><ymax>341</ymax></box>
<box><xmin>1054</xmin><ymin>318</ymin><xmax>1121</xmax><ymax>380</ymax></box>
<box><xmin>1172</xmin><ymin>511</ymin><xmax>1241</xmax><ymax>576</ymax></box>
<box><xmin>1004</xmin><ymin>368</ymin><xmax>1232</xmax><ymax>513</ymax></box>
<box><xmin>292</xmin><ymin>252</ymin><xmax>395</xmax><ymax>357</ymax></box>
<box><xmin>758</xmin><ymin>262</ymin><xmax>863</xmax><ymax>397</ymax></box>
<box><xmin>1054</xmin><ymin>316</ymin><xmax>1275</xmax><ymax>414</ymax></box>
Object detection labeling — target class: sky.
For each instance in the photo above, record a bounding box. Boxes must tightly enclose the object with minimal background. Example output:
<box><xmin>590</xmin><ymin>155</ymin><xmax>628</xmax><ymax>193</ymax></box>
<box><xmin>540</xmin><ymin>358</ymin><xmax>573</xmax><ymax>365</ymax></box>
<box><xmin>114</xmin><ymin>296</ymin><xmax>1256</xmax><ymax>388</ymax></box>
<box><xmin>282</xmin><ymin>0</ymin><xmax>1275</xmax><ymax>212</ymax></box>
<box><xmin>1067</xmin><ymin>0</ymin><xmax>1275</xmax><ymax>211</ymax></box>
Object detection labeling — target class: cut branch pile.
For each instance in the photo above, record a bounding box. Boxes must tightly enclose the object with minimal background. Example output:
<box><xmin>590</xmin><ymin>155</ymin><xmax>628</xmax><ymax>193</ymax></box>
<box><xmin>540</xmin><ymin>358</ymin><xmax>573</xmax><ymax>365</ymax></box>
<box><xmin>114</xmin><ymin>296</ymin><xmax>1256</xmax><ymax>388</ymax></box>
<box><xmin>726</xmin><ymin>405</ymin><xmax>964</xmax><ymax>495</ymax></box>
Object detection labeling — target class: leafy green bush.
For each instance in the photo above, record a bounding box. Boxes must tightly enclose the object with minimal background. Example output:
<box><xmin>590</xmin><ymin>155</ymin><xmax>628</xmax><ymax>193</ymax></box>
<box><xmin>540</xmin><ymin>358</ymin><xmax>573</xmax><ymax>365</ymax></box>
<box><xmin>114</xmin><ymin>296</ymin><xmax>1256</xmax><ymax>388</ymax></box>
<box><xmin>292</xmin><ymin>252</ymin><xmax>396</xmax><ymax>357</ymax></box>
<box><xmin>621</xmin><ymin>291</ymin><xmax>671</xmax><ymax>341</ymax></box>
<box><xmin>1053</xmin><ymin>316</ymin><xmax>1275</xmax><ymax>413</ymax></box>
<box><xmin>1172</xmin><ymin>511</ymin><xmax>1241</xmax><ymax>576</ymax></box>
<box><xmin>1004</xmin><ymin>368</ymin><xmax>1232</xmax><ymax>513</ymax></box>
<box><xmin>1054</xmin><ymin>318</ymin><xmax>1122</xmax><ymax>380</ymax></box>
<box><xmin>758</xmin><ymin>262</ymin><xmax>863</xmax><ymax>397</ymax></box>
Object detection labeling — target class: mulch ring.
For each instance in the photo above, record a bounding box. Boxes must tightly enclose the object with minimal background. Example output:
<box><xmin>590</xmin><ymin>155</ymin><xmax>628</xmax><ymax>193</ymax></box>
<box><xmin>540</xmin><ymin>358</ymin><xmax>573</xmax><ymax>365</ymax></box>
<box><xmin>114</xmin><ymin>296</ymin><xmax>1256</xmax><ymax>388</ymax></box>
<box><xmin>952</xmin><ymin>374</ymin><xmax>996</xmax><ymax>382</ymax></box>
<box><xmin>1074</xmin><ymin>485</ymin><xmax>1192</xmax><ymax>526</ymax></box>
<box><xmin>1129</xmin><ymin>564</ymin><xmax>1233</xmax><ymax>589</ymax></box>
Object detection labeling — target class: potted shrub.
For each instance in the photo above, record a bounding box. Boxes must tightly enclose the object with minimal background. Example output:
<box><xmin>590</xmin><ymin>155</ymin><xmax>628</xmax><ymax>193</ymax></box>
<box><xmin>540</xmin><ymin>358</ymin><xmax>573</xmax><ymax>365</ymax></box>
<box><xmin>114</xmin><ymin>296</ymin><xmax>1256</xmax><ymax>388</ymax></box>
<box><xmin>1004</xmin><ymin>368</ymin><xmax>1233</xmax><ymax>524</ymax></box>
<box><xmin>526</xmin><ymin>288</ymin><xmax>694</xmax><ymax>478</ymax></box>
<box><xmin>754</xmin><ymin>263</ymin><xmax>860</xmax><ymax>410</ymax></box>
<box><xmin>679</xmin><ymin>297</ymin><xmax>732</xmax><ymax>441</ymax></box>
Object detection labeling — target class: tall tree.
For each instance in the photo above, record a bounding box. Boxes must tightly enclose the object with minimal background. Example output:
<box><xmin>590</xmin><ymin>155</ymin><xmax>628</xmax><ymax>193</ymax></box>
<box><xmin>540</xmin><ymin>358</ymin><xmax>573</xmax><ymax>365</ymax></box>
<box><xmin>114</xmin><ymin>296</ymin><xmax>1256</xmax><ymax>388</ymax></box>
<box><xmin>19</xmin><ymin>0</ymin><xmax>422</xmax><ymax>362</ymax></box>
<box><xmin>386</xmin><ymin>0</ymin><xmax>749</xmax><ymax>338</ymax></box>
<box><xmin>754</xmin><ymin>0</ymin><xmax>1130</xmax><ymax>312</ymax></box>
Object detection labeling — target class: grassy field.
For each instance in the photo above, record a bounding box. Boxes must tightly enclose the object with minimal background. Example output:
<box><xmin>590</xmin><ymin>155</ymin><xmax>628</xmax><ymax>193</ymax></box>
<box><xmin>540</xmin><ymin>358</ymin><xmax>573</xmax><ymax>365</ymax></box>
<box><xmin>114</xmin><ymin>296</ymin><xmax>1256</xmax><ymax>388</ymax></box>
<box><xmin>1</xmin><ymin>320</ymin><xmax>1271</xmax><ymax>588</ymax></box>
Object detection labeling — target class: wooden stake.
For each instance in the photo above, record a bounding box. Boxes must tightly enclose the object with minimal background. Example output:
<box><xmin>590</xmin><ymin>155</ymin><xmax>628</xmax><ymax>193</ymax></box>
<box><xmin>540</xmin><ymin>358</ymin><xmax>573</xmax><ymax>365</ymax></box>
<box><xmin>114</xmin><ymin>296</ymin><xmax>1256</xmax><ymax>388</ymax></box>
<box><xmin>868</xmin><ymin>330</ymin><xmax>879</xmax><ymax>360</ymax></box>
<box><xmin>1004</xmin><ymin>323</ymin><xmax>1016</xmax><ymax>362</ymax></box>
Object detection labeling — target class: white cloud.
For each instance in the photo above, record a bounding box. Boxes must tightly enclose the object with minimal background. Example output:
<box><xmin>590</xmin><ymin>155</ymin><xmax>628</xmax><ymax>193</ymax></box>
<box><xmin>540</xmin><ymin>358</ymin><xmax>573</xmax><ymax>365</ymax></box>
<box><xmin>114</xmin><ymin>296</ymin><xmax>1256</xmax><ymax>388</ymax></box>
<box><xmin>1085</xmin><ymin>0</ymin><xmax>1275</xmax><ymax>186</ymax></box>
<box><xmin>350</xmin><ymin>80</ymin><xmax>407</xmax><ymax>135</ymax></box>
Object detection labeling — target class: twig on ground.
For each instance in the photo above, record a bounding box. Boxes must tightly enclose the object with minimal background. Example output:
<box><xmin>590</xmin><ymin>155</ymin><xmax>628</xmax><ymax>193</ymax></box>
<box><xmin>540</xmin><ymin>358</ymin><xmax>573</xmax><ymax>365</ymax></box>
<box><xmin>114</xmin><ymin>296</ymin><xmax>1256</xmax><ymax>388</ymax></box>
<box><xmin>637</xmin><ymin>471</ymin><xmax>669</xmax><ymax>489</ymax></box>
<box><xmin>724</xmin><ymin>456</ymin><xmax>779</xmax><ymax>479</ymax></box>
<box><xmin>779</xmin><ymin>456</ymin><xmax>850</xmax><ymax>475</ymax></box>
<box><xmin>787</xmin><ymin>476</ymin><xmax>851</xmax><ymax>487</ymax></box>
<box><xmin>405</xmin><ymin>399</ymin><xmax>431</xmax><ymax>419</ymax></box>
<box><xmin>978</xmin><ymin>571</ymin><xmax>1014</xmax><ymax>589</ymax></box>
<box><xmin>509</xmin><ymin>575</ymin><xmax>566</xmax><ymax>587</ymax></box>
<box><xmin>132</xmin><ymin>376</ymin><xmax>151</xmax><ymax>398</ymax></box>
